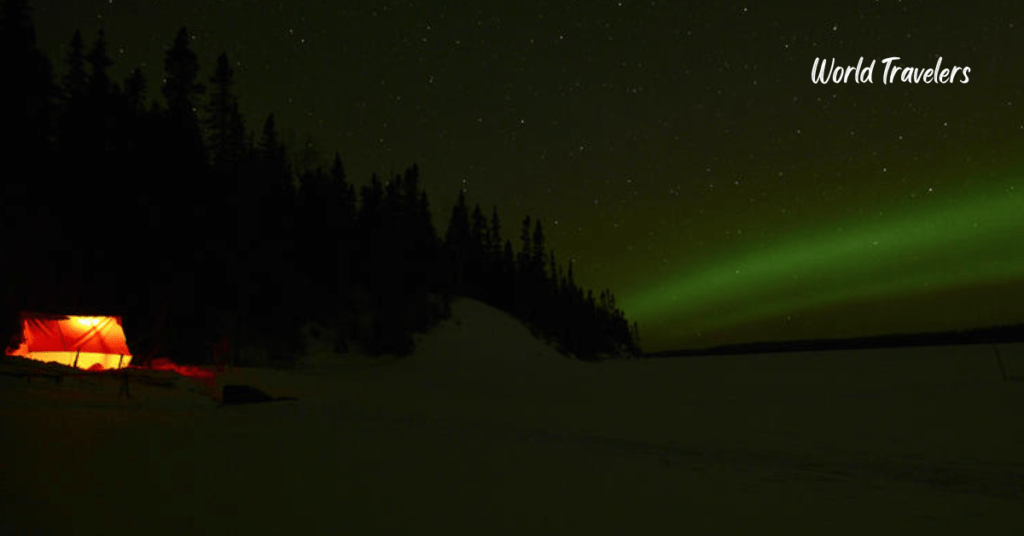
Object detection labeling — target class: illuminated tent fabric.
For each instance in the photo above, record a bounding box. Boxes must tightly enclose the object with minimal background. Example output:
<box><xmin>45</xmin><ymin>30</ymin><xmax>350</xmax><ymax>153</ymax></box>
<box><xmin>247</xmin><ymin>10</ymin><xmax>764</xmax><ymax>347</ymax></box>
<box><xmin>8</xmin><ymin>312</ymin><xmax>132</xmax><ymax>370</ymax></box>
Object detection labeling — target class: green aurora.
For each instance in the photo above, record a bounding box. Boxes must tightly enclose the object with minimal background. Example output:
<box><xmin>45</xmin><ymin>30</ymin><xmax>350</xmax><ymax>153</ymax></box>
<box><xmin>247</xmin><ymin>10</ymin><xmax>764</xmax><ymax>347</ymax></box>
<box><xmin>622</xmin><ymin>174</ymin><xmax>1024</xmax><ymax>350</ymax></box>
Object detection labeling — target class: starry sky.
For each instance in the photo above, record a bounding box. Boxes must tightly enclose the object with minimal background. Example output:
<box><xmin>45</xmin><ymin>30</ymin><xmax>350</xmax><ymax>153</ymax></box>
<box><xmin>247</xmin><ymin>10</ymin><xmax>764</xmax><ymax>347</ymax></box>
<box><xmin>31</xmin><ymin>1</ymin><xmax>1024</xmax><ymax>352</ymax></box>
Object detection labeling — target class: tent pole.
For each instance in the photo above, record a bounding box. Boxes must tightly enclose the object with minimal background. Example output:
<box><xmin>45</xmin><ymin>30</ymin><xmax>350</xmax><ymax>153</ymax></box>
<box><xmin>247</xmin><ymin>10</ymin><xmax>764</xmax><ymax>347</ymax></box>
<box><xmin>118</xmin><ymin>354</ymin><xmax>123</xmax><ymax>369</ymax></box>
<box><xmin>73</xmin><ymin>348</ymin><xmax>80</xmax><ymax>368</ymax></box>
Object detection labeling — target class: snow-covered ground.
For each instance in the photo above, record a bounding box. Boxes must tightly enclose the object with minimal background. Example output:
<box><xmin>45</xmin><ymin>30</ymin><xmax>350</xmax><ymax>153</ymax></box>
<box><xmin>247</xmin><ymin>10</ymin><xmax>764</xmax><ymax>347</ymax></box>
<box><xmin>1</xmin><ymin>298</ymin><xmax>1022</xmax><ymax>534</ymax></box>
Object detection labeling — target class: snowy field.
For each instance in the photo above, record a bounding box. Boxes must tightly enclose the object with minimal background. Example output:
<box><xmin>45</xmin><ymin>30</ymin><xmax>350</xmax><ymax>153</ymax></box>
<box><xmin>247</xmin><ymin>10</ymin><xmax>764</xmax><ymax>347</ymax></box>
<box><xmin>2</xmin><ymin>298</ymin><xmax>1022</xmax><ymax>534</ymax></box>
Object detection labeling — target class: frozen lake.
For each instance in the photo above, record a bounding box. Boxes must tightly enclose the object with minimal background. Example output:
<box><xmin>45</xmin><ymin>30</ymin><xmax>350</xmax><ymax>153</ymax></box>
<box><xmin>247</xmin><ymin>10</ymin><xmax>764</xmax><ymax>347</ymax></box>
<box><xmin>2</xmin><ymin>299</ymin><xmax>1022</xmax><ymax>534</ymax></box>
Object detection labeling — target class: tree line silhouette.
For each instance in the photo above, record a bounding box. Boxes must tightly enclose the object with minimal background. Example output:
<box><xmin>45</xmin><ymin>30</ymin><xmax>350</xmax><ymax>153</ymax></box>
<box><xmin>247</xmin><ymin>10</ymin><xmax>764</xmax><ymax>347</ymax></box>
<box><xmin>1</xmin><ymin>0</ymin><xmax>639</xmax><ymax>364</ymax></box>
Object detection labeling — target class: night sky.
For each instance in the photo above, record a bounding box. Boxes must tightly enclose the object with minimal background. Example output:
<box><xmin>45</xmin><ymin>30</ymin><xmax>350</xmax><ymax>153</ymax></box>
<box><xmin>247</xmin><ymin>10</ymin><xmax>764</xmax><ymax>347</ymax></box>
<box><xmin>32</xmin><ymin>1</ymin><xmax>1024</xmax><ymax>352</ymax></box>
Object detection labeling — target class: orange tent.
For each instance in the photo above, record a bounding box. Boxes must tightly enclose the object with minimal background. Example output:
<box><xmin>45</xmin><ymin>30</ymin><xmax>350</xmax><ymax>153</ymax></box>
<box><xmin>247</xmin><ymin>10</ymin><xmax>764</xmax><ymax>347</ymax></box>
<box><xmin>8</xmin><ymin>312</ymin><xmax>132</xmax><ymax>370</ymax></box>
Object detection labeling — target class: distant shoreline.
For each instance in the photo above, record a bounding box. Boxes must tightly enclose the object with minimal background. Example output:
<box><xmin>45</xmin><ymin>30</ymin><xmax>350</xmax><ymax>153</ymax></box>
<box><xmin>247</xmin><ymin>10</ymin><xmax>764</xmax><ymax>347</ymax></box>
<box><xmin>646</xmin><ymin>324</ymin><xmax>1024</xmax><ymax>358</ymax></box>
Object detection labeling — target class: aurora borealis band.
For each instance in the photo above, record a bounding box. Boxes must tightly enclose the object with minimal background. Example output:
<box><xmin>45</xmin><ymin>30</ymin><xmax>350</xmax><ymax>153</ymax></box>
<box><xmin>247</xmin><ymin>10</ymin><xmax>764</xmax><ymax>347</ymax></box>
<box><xmin>32</xmin><ymin>1</ymin><xmax>1024</xmax><ymax>352</ymax></box>
<box><xmin>623</xmin><ymin>170</ymin><xmax>1024</xmax><ymax>349</ymax></box>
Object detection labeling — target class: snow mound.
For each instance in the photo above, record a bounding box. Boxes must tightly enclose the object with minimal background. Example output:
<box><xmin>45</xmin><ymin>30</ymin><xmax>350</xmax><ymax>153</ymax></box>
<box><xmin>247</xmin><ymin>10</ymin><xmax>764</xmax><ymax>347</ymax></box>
<box><xmin>411</xmin><ymin>297</ymin><xmax>580</xmax><ymax>376</ymax></box>
<box><xmin>290</xmin><ymin>296</ymin><xmax>585</xmax><ymax>384</ymax></box>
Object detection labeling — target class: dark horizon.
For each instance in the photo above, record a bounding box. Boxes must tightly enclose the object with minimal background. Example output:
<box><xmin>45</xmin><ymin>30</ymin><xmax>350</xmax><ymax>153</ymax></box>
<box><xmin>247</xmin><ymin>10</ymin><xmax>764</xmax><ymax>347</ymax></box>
<box><xmin>646</xmin><ymin>321</ymin><xmax>1024</xmax><ymax>358</ymax></box>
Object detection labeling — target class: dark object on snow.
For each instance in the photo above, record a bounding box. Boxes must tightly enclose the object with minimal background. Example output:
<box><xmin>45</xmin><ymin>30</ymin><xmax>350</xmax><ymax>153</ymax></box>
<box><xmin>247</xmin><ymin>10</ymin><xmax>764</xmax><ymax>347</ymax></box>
<box><xmin>221</xmin><ymin>384</ymin><xmax>297</xmax><ymax>405</ymax></box>
<box><xmin>222</xmin><ymin>384</ymin><xmax>273</xmax><ymax>404</ymax></box>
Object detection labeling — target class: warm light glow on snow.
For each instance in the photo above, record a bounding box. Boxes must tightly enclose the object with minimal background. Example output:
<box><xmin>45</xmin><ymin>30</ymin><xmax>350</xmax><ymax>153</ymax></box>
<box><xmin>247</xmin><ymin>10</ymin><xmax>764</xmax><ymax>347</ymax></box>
<box><xmin>18</xmin><ymin>351</ymin><xmax>127</xmax><ymax>370</ymax></box>
<box><xmin>149</xmin><ymin>357</ymin><xmax>217</xmax><ymax>387</ymax></box>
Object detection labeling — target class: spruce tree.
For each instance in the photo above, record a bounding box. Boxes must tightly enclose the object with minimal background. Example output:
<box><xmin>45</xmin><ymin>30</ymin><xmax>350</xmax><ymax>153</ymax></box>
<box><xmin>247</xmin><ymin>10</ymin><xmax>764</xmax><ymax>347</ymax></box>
<box><xmin>205</xmin><ymin>52</ymin><xmax>245</xmax><ymax>171</ymax></box>
<box><xmin>489</xmin><ymin>206</ymin><xmax>502</xmax><ymax>260</ymax></box>
<box><xmin>518</xmin><ymin>216</ymin><xmax>532</xmax><ymax>275</ymax></box>
<box><xmin>61</xmin><ymin>29</ymin><xmax>87</xmax><ymax>104</ymax></box>
<box><xmin>445</xmin><ymin>191</ymin><xmax>471</xmax><ymax>250</ymax></box>
<box><xmin>163</xmin><ymin>27</ymin><xmax>204</xmax><ymax>122</ymax></box>
<box><xmin>85</xmin><ymin>29</ymin><xmax>113</xmax><ymax>99</ymax></box>
<box><xmin>123</xmin><ymin>68</ymin><xmax>146</xmax><ymax>114</ymax></box>
<box><xmin>531</xmin><ymin>219</ymin><xmax>547</xmax><ymax>281</ymax></box>
<box><xmin>471</xmin><ymin>204</ymin><xmax>489</xmax><ymax>260</ymax></box>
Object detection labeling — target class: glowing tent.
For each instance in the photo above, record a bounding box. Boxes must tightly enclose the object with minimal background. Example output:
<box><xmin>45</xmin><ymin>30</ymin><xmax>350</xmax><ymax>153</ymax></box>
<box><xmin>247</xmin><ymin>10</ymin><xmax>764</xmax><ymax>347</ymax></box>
<box><xmin>8</xmin><ymin>312</ymin><xmax>132</xmax><ymax>370</ymax></box>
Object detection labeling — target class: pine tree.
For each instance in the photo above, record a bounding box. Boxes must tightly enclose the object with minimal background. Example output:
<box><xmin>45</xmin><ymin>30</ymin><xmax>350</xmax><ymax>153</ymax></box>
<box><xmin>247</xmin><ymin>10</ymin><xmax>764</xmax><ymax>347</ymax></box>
<box><xmin>401</xmin><ymin>165</ymin><xmax>439</xmax><ymax>292</ymax></box>
<box><xmin>243</xmin><ymin>113</ymin><xmax>299</xmax><ymax>359</ymax></box>
<box><xmin>503</xmin><ymin>240</ymin><xmax>515</xmax><ymax>269</ymax></box>
<box><xmin>328</xmin><ymin>153</ymin><xmax>356</xmax><ymax>299</ymax></box>
<box><xmin>359</xmin><ymin>173</ymin><xmax>385</xmax><ymax>225</ymax></box>
<box><xmin>501</xmin><ymin>239</ymin><xmax>515</xmax><ymax>306</ymax></box>
<box><xmin>84</xmin><ymin>29</ymin><xmax>119</xmax><ymax>160</ymax></box>
<box><xmin>330</xmin><ymin>153</ymin><xmax>356</xmax><ymax>228</ymax></box>
<box><xmin>158</xmin><ymin>27</ymin><xmax>206</xmax><ymax>219</ymax></box>
<box><xmin>123</xmin><ymin>68</ymin><xmax>146</xmax><ymax>114</ymax></box>
<box><xmin>531</xmin><ymin>219</ymin><xmax>547</xmax><ymax>280</ymax></box>
<box><xmin>445</xmin><ymin>191</ymin><xmax>471</xmax><ymax>250</ymax></box>
<box><xmin>355</xmin><ymin>172</ymin><xmax>385</xmax><ymax>285</ymax></box>
<box><xmin>201</xmin><ymin>53</ymin><xmax>247</xmax><ymax>327</ymax></box>
<box><xmin>163</xmin><ymin>27</ymin><xmax>204</xmax><ymax>121</ymax></box>
<box><xmin>86</xmin><ymin>29</ymin><xmax>113</xmax><ymax>99</ymax></box>
<box><xmin>445</xmin><ymin>191</ymin><xmax>471</xmax><ymax>289</ymax></box>
<box><xmin>548</xmin><ymin>251</ymin><xmax>558</xmax><ymax>292</ymax></box>
<box><xmin>518</xmin><ymin>216</ymin><xmax>532</xmax><ymax>275</ymax></box>
<box><xmin>205</xmin><ymin>52</ymin><xmax>245</xmax><ymax>171</ymax></box>
<box><xmin>259</xmin><ymin>113</ymin><xmax>290</xmax><ymax>186</ymax></box>
<box><xmin>471</xmin><ymin>204</ymin><xmax>489</xmax><ymax>260</ymax></box>
<box><xmin>56</xmin><ymin>30</ymin><xmax>91</xmax><ymax>167</ymax></box>
<box><xmin>62</xmin><ymin>29</ymin><xmax>87</xmax><ymax>104</ymax></box>
<box><xmin>489</xmin><ymin>206</ymin><xmax>502</xmax><ymax>259</ymax></box>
